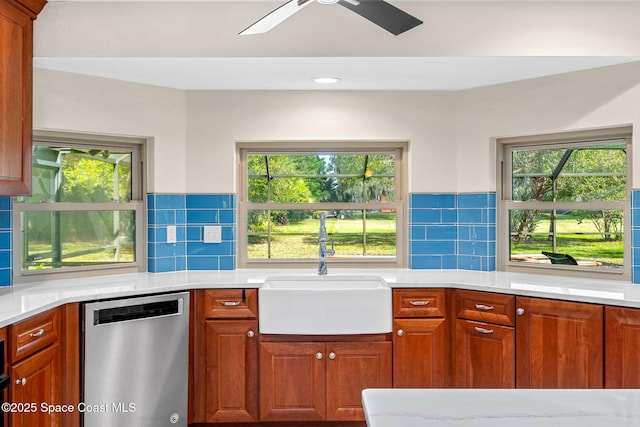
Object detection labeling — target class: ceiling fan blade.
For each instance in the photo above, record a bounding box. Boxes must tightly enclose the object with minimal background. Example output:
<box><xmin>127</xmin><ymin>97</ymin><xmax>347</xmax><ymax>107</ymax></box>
<box><xmin>240</xmin><ymin>0</ymin><xmax>315</xmax><ymax>35</ymax></box>
<box><xmin>337</xmin><ymin>0</ymin><xmax>423</xmax><ymax>35</ymax></box>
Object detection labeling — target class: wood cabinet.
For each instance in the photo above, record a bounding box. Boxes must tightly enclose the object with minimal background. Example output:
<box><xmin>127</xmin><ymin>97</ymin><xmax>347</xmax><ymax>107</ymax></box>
<box><xmin>0</xmin><ymin>0</ymin><xmax>47</xmax><ymax>195</ymax></box>
<box><xmin>392</xmin><ymin>288</ymin><xmax>449</xmax><ymax>388</ymax></box>
<box><xmin>515</xmin><ymin>296</ymin><xmax>603</xmax><ymax>388</ymax></box>
<box><xmin>454</xmin><ymin>290</ymin><xmax>515</xmax><ymax>388</ymax></box>
<box><xmin>259</xmin><ymin>340</ymin><xmax>391</xmax><ymax>422</ymax></box>
<box><xmin>191</xmin><ymin>289</ymin><xmax>259</xmax><ymax>423</ymax></box>
<box><xmin>7</xmin><ymin>307</ymin><xmax>61</xmax><ymax>427</ymax></box>
<box><xmin>605</xmin><ymin>306</ymin><xmax>640</xmax><ymax>388</ymax></box>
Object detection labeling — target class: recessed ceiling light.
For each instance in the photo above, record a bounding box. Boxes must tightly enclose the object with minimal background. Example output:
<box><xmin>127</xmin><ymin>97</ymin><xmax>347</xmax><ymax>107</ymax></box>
<box><xmin>313</xmin><ymin>77</ymin><xmax>341</xmax><ymax>84</ymax></box>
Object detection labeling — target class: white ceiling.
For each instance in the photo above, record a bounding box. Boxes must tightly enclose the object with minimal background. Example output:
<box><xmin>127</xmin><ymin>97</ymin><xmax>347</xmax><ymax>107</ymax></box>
<box><xmin>34</xmin><ymin>1</ymin><xmax>640</xmax><ymax>91</ymax></box>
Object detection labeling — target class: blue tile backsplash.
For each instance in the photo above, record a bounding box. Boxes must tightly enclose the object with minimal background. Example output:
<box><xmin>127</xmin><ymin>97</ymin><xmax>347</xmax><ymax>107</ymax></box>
<box><xmin>1</xmin><ymin>191</ymin><xmax>639</xmax><ymax>283</ymax></box>
<box><xmin>409</xmin><ymin>193</ymin><xmax>496</xmax><ymax>271</ymax></box>
<box><xmin>148</xmin><ymin>194</ymin><xmax>236</xmax><ymax>273</ymax></box>
<box><xmin>0</xmin><ymin>196</ymin><xmax>11</xmax><ymax>286</ymax></box>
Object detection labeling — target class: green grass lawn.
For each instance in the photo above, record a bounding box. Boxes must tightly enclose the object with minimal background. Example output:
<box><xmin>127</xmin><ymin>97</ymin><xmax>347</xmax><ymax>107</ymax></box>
<box><xmin>248</xmin><ymin>215</ymin><xmax>396</xmax><ymax>259</ymax></box>
<box><xmin>511</xmin><ymin>216</ymin><xmax>624</xmax><ymax>267</ymax></box>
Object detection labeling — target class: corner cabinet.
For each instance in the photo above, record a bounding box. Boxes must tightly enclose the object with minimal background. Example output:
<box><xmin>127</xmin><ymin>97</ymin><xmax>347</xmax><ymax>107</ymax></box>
<box><xmin>0</xmin><ymin>0</ymin><xmax>46</xmax><ymax>195</ymax></box>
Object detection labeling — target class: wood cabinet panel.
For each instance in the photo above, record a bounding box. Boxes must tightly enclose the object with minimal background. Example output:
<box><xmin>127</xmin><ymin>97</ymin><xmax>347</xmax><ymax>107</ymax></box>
<box><xmin>326</xmin><ymin>342</ymin><xmax>392</xmax><ymax>421</ymax></box>
<box><xmin>393</xmin><ymin>289</ymin><xmax>446</xmax><ymax>318</ymax></box>
<box><xmin>392</xmin><ymin>318</ymin><xmax>448</xmax><ymax>388</ymax></box>
<box><xmin>9</xmin><ymin>307</ymin><xmax>59</xmax><ymax>362</ymax></box>
<box><xmin>204</xmin><ymin>320</ymin><xmax>258</xmax><ymax>422</ymax></box>
<box><xmin>516</xmin><ymin>296</ymin><xmax>603</xmax><ymax>389</ymax></box>
<box><xmin>203</xmin><ymin>289</ymin><xmax>257</xmax><ymax>319</ymax></box>
<box><xmin>259</xmin><ymin>342</ymin><xmax>326</xmax><ymax>421</ymax></box>
<box><xmin>605</xmin><ymin>306</ymin><xmax>640</xmax><ymax>388</ymax></box>
<box><xmin>455</xmin><ymin>289</ymin><xmax>515</xmax><ymax>326</ymax></box>
<box><xmin>454</xmin><ymin>319</ymin><xmax>515</xmax><ymax>388</ymax></box>
<box><xmin>9</xmin><ymin>343</ymin><xmax>60</xmax><ymax>427</ymax></box>
<box><xmin>0</xmin><ymin>0</ymin><xmax>38</xmax><ymax>195</ymax></box>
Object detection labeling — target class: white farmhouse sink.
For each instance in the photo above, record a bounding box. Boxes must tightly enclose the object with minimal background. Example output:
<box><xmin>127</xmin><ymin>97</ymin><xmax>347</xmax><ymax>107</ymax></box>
<box><xmin>259</xmin><ymin>275</ymin><xmax>392</xmax><ymax>335</ymax></box>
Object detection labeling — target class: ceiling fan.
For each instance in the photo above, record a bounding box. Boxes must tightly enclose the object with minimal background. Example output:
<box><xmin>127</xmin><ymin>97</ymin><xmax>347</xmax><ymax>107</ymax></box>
<box><xmin>239</xmin><ymin>0</ymin><xmax>423</xmax><ymax>36</ymax></box>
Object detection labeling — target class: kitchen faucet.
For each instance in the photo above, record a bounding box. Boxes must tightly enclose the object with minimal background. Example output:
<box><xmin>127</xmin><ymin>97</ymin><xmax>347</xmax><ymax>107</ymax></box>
<box><xmin>318</xmin><ymin>212</ymin><xmax>335</xmax><ymax>275</ymax></box>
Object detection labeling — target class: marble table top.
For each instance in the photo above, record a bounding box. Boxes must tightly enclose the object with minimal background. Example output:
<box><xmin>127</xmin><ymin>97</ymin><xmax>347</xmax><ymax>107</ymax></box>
<box><xmin>362</xmin><ymin>388</ymin><xmax>640</xmax><ymax>426</ymax></box>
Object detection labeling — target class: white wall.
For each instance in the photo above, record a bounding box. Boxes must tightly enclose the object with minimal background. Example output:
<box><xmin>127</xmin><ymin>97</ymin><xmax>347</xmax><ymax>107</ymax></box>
<box><xmin>33</xmin><ymin>68</ymin><xmax>188</xmax><ymax>193</ymax></box>
<box><xmin>185</xmin><ymin>90</ymin><xmax>456</xmax><ymax>193</ymax></box>
<box><xmin>454</xmin><ymin>61</ymin><xmax>640</xmax><ymax>192</ymax></box>
<box><xmin>32</xmin><ymin>61</ymin><xmax>640</xmax><ymax>195</ymax></box>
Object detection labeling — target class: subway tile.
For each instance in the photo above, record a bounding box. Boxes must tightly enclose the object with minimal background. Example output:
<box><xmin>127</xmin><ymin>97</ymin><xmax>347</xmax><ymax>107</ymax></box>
<box><xmin>425</xmin><ymin>225</ymin><xmax>458</xmax><ymax>241</ymax></box>
<box><xmin>458</xmin><ymin>209</ymin><xmax>483</xmax><ymax>224</ymax></box>
<box><xmin>411</xmin><ymin>241</ymin><xmax>456</xmax><ymax>256</ymax></box>
<box><xmin>0</xmin><ymin>211</ymin><xmax>10</xmax><ymax>229</ymax></box>
<box><xmin>410</xmin><ymin>209</ymin><xmax>442</xmax><ymax>224</ymax></box>
<box><xmin>0</xmin><ymin>268</ymin><xmax>10</xmax><ymax>286</ymax></box>
<box><xmin>441</xmin><ymin>209</ymin><xmax>458</xmax><ymax>224</ymax></box>
<box><xmin>187</xmin><ymin>194</ymin><xmax>233</xmax><ymax>209</ymax></box>
<box><xmin>0</xmin><ymin>197</ymin><xmax>11</xmax><ymax>210</ymax></box>
<box><xmin>632</xmin><ymin>190</ymin><xmax>640</xmax><ymax>209</ymax></box>
<box><xmin>410</xmin><ymin>194</ymin><xmax>456</xmax><ymax>209</ymax></box>
<box><xmin>0</xmin><ymin>231</ymin><xmax>10</xmax><ymax>250</ymax></box>
<box><xmin>221</xmin><ymin>226</ymin><xmax>236</xmax><ymax>241</ymax></box>
<box><xmin>188</xmin><ymin>256</ymin><xmax>219</xmax><ymax>270</ymax></box>
<box><xmin>442</xmin><ymin>255</ymin><xmax>458</xmax><ymax>269</ymax></box>
<box><xmin>410</xmin><ymin>225</ymin><xmax>426</xmax><ymax>241</ymax></box>
<box><xmin>219</xmin><ymin>209</ymin><xmax>236</xmax><ymax>224</ymax></box>
<box><xmin>458</xmin><ymin>255</ymin><xmax>482</xmax><ymax>271</ymax></box>
<box><xmin>219</xmin><ymin>256</ymin><xmax>235</xmax><ymax>270</ymax></box>
<box><xmin>458</xmin><ymin>193</ymin><xmax>489</xmax><ymax>209</ymax></box>
<box><xmin>148</xmin><ymin>257</ymin><xmax>176</xmax><ymax>273</ymax></box>
<box><xmin>410</xmin><ymin>255</ymin><xmax>443</xmax><ymax>269</ymax></box>
<box><xmin>0</xmin><ymin>251</ymin><xmax>9</xmax><ymax>269</ymax></box>
<box><xmin>155</xmin><ymin>194</ymin><xmax>186</xmax><ymax>209</ymax></box>
<box><xmin>186</xmin><ymin>209</ymin><xmax>219</xmax><ymax>224</ymax></box>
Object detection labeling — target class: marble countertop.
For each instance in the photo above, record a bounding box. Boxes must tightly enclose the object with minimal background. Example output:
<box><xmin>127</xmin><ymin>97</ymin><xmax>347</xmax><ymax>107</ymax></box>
<box><xmin>1</xmin><ymin>268</ymin><xmax>640</xmax><ymax>327</ymax></box>
<box><xmin>361</xmin><ymin>388</ymin><xmax>640</xmax><ymax>426</ymax></box>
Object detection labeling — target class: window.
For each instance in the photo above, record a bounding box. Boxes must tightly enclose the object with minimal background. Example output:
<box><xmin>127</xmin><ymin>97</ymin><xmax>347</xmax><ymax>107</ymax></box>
<box><xmin>237</xmin><ymin>141</ymin><xmax>407</xmax><ymax>268</ymax></box>
<box><xmin>13</xmin><ymin>131</ymin><xmax>146</xmax><ymax>280</ymax></box>
<box><xmin>498</xmin><ymin>127</ymin><xmax>631</xmax><ymax>278</ymax></box>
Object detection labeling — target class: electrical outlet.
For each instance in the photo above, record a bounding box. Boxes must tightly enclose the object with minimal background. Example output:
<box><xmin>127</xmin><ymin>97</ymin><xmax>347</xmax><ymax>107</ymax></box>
<box><xmin>166</xmin><ymin>225</ymin><xmax>177</xmax><ymax>243</ymax></box>
<box><xmin>203</xmin><ymin>225</ymin><xmax>222</xmax><ymax>243</ymax></box>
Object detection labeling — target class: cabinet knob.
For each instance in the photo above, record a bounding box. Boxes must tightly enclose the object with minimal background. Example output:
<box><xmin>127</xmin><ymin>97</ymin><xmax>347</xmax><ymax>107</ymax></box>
<box><xmin>516</xmin><ymin>307</ymin><xmax>525</xmax><ymax>316</ymax></box>
<box><xmin>316</xmin><ymin>352</ymin><xmax>323</xmax><ymax>360</ymax></box>
<box><xmin>397</xmin><ymin>329</ymin><xmax>404</xmax><ymax>337</ymax></box>
<box><xmin>247</xmin><ymin>330</ymin><xmax>255</xmax><ymax>338</ymax></box>
<box><xmin>15</xmin><ymin>378</ymin><xmax>26</xmax><ymax>386</ymax></box>
<box><xmin>329</xmin><ymin>352</ymin><xmax>336</xmax><ymax>360</ymax></box>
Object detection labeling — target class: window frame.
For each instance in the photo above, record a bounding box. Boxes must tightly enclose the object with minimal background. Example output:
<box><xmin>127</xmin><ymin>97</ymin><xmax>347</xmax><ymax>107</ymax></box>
<box><xmin>12</xmin><ymin>130</ymin><xmax>147</xmax><ymax>282</ymax></box>
<box><xmin>496</xmin><ymin>126</ymin><xmax>632</xmax><ymax>280</ymax></box>
<box><xmin>236</xmin><ymin>141</ymin><xmax>408</xmax><ymax>269</ymax></box>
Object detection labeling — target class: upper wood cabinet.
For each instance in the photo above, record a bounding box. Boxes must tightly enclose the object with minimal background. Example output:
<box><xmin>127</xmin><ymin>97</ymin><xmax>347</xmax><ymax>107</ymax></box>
<box><xmin>515</xmin><ymin>296</ymin><xmax>603</xmax><ymax>389</ymax></box>
<box><xmin>0</xmin><ymin>0</ymin><xmax>47</xmax><ymax>195</ymax></box>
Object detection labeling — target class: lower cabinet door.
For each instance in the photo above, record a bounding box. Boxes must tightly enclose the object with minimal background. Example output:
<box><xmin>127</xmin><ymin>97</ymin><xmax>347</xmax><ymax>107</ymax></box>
<box><xmin>605</xmin><ymin>306</ymin><xmax>640</xmax><ymax>388</ymax></box>
<box><xmin>9</xmin><ymin>344</ymin><xmax>60</xmax><ymax>427</ymax></box>
<box><xmin>454</xmin><ymin>319</ymin><xmax>515</xmax><ymax>388</ymax></box>
<box><xmin>393</xmin><ymin>318</ymin><xmax>448</xmax><ymax>388</ymax></box>
<box><xmin>205</xmin><ymin>320</ymin><xmax>258</xmax><ymax>422</ymax></box>
<box><xmin>325</xmin><ymin>342</ymin><xmax>392</xmax><ymax>421</ymax></box>
<box><xmin>259</xmin><ymin>342</ymin><xmax>326</xmax><ymax>421</ymax></box>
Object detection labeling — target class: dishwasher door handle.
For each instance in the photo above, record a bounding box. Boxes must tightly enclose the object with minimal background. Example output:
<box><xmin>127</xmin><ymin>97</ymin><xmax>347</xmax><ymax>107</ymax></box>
<box><xmin>93</xmin><ymin>296</ymin><xmax>184</xmax><ymax>325</ymax></box>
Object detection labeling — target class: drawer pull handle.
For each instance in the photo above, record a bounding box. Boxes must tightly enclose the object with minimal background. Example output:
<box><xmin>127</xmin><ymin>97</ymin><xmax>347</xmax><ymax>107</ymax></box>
<box><xmin>221</xmin><ymin>301</ymin><xmax>241</xmax><ymax>307</ymax></box>
<box><xmin>29</xmin><ymin>328</ymin><xmax>46</xmax><ymax>337</ymax></box>
<box><xmin>475</xmin><ymin>304</ymin><xmax>495</xmax><ymax>311</ymax></box>
<box><xmin>474</xmin><ymin>326</ymin><xmax>494</xmax><ymax>334</ymax></box>
<box><xmin>409</xmin><ymin>300</ymin><xmax>429</xmax><ymax>306</ymax></box>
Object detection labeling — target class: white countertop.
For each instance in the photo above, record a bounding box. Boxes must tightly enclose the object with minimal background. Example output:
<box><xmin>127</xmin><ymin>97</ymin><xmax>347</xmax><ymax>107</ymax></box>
<box><xmin>1</xmin><ymin>268</ymin><xmax>640</xmax><ymax>327</ymax></box>
<box><xmin>361</xmin><ymin>388</ymin><xmax>640</xmax><ymax>426</ymax></box>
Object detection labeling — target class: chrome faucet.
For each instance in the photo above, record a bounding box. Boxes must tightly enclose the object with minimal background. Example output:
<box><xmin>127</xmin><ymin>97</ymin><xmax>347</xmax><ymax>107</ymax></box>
<box><xmin>318</xmin><ymin>212</ymin><xmax>335</xmax><ymax>275</ymax></box>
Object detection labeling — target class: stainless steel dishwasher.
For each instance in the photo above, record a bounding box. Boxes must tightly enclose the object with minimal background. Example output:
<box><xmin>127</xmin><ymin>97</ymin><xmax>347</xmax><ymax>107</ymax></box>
<box><xmin>82</xmin><ymin>292</ymin><xmax>189</xmax><ymax>427</ymax></box>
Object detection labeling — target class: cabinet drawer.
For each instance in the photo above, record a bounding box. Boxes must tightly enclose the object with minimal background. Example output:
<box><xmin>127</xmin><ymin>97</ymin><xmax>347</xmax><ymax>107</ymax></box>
<box><xmin>455</xmin><ymin>290</ymin><xmax>515</xmax><ymax>326</ymax></box>
<box><xmin>203</xmin><ymin>289</ymin><xmax>258</xmax><ymax>319</ymax></box>
<box><xmin>9</xmin><ymin>308</ymin><xmax>60</xmax><ymax>363</ymax></box>
<box><xmin>393</xmin><ymin>289</ymin><xmax>446</xmax><ymax>318</ymax></box>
